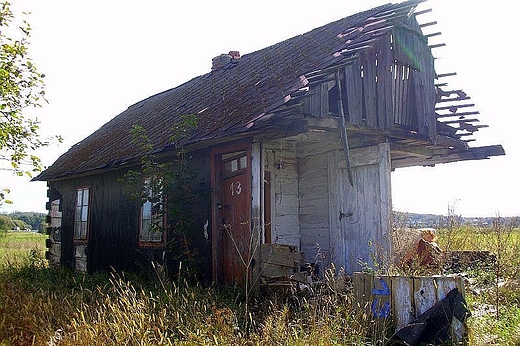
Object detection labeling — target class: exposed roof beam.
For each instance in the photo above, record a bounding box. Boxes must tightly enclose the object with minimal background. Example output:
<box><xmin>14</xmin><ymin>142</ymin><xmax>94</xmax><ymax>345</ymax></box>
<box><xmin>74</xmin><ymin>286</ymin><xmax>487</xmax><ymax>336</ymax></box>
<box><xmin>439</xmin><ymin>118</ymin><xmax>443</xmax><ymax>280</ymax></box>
<box><xmin>437</xmin><ymin>72</ymin><xmax>457</xmax><ymax>78</ymax></box>
<box><xmin>441</xmin><ymin>118</ymin><xmax>479</xmax><ymax>124</ymax></box>
<box><xmin>415</xmin><ymin>8</ymin><xmax>432</xmax><ymax>16</ymax></box>
<box><xmin>425</xmin><ymin>32</ymin><xmax>441</xmax><ymax>38</ymax></box>
<box><xmin>392</xmin><ymin>145</ymin><xmax>505</xmax><ymax>169</ymax></box>
<box><xmin>435</xmin><ymin>103</ymin><xmax>475</xmax><ymax>111</ymax></box>
<box><xmin>429</xmin><ymin>43</ymin><xmax>446</xmax><ymax>49</ymax></box>
<box><xmin>420</xmin><ymin>21</ymin><xmax>437</xmax><ymax>28</ymax></box>
<box><xmin>390</xmin><ymin>142</ymin><xmax>432</xmax><ymax>158</ymax></box>
<box><xmin>436</xmin><ymin>111</ymin><xmax>480</xmax><ymax>118</ymax></box>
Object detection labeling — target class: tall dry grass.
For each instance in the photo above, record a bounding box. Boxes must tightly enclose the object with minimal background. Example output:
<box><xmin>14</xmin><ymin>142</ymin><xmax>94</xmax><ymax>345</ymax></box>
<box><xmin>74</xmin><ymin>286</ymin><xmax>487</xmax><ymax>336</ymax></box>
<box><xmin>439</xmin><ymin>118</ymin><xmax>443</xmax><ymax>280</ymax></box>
<box><xmin>2</xmin><ymin>221</ymin><xmax>520</xmax><ymax>345</ymax></box>
<box><xmin>0</xmin><ymin>250</ymin><xmax>388</xmax><ymax>345</ymax></box>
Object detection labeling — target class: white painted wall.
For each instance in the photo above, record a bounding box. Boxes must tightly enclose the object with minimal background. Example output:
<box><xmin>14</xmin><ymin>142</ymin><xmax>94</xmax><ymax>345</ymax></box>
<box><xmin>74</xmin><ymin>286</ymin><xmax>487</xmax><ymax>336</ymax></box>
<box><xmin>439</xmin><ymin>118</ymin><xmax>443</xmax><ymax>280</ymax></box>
<box><xmin>298</xmin><ymin>152</ymin><xmax>330</xmax><ymax>271</ymax></box>
<box><xmin>263</xmin><ymin>142</ymin><xmax>301</xmax><ymax>248</ymax></box>
<box><xmin>334</xmin><ymin>143</ymin><xmax>392</xmax><ymax>273</ymax></box>
<box><xmin>263</xmin><ymin>141</ymin><xmax>392</xmax><ymax>274</ymax></box>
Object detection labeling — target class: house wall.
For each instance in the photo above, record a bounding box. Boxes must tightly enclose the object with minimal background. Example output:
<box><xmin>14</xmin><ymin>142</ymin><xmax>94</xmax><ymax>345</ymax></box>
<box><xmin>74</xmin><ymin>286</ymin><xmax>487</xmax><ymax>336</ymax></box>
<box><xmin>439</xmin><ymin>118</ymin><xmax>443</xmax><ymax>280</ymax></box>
<box><xmin>330</xmin><ymin>143</ymin><xmax>392</xmax><ymax>273</ymax></box>
<box><xmin>48</xmin><ymin>170</ymin><xmax>139</xmax><ymax>272</ymax></box>
<box><xmin>303</xmin><ymin>29</ymin><xmax>436</xmax><ymax>141</ymax></box>
<box><xmin>298</xmin><ymin>152</ymin><xmax>330</xmax><ymax>270</ymax></box>
<box><xmin>46</xmin><ymin>150</ymin><xmax>213</xmax><ymax>279</ymax></box>
<box><xmin>263</xmin><ymin>141</ymin><xmax>301</xmax><ymax>248</ymax></box>
<box><xmin>262</xmin><ymin>140</ymin><xmax>392</xmax><ymax>275</ymax></box>
<box><xmin>297</xmin><ymin>143</ymin><xmax>391</xmax><ymax>274</ymax></box>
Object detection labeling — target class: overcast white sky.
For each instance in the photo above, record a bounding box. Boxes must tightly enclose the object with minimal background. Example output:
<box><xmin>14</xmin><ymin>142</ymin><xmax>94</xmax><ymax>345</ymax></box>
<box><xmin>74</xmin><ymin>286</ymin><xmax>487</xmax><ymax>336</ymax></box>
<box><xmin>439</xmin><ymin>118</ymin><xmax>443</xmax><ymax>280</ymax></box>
<box><xmin>1</xmin><ymin>0</ymin><xmax>517</xmax><ymax>217</ymax></box>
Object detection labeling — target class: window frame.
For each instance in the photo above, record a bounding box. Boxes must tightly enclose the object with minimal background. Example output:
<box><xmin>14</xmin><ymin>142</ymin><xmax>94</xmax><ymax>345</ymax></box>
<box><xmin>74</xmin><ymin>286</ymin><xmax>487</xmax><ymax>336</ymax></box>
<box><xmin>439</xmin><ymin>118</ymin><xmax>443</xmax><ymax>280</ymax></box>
<box><xmin>139</xmin><ymin>177</ymin><xmax>167</xmax><ymax>246</ymax></box>
<box><xmin>74</xmin><ymin>186</ymin><xmax>90</xmax><ymax>242</ymax></box>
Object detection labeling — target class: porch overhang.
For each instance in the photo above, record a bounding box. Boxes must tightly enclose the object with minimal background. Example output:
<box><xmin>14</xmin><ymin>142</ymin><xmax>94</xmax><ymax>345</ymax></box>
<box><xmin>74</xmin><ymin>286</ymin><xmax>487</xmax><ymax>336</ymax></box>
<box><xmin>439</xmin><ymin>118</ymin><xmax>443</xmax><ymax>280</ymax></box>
<box><xmin>294</xmin><ymin>116</ymin><xmax>505</xmax><ymax>169</ymax></box>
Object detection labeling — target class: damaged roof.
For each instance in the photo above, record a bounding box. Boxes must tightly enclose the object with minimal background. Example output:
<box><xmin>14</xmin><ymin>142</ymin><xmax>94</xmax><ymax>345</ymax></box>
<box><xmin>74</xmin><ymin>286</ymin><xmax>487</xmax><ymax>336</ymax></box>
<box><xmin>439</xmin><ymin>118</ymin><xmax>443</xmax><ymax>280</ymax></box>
<box><xmin>35</xmin><ymin>0</ymin><xmax>502</xmax><ymax>181</ymax></box>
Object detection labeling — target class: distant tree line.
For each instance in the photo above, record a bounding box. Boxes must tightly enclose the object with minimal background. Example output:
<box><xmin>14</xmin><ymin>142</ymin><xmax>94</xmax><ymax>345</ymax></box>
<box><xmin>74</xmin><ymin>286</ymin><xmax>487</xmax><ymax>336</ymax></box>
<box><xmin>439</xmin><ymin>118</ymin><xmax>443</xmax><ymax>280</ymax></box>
<box><xmin>0</xmin><ymin>212</ymin><xmax>46</xmax><ymax>232</ymax></box>
<box><xmin>393</xmin><ymin>211</ymin><xmax>519</xmax><ymax>229</ymax></box>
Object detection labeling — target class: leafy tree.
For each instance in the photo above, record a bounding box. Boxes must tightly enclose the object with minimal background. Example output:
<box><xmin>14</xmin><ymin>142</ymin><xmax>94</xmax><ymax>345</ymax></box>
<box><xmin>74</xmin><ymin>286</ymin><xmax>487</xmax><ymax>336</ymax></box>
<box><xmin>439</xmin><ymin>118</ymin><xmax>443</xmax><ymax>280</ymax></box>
<box><xmin>0</xmin><ymin>213</ymin><xmax>13</xmax><ymax>230</ymax></box>
<box><xmin>121</xmin><ymin>115</ymin><xmax>208</xmax><ymax>280</ymax></box>
<box><xmin>0</xmin><ymin>2</ymin><xmax>60</xmax><ymax>204</ymax></box>
<box><xmin>9</xmin><ymin>211</ymin><xmax>45</xmax><ymax>230</ymax></box>
<box><xmin>11</xmin><ymin>218</ymin><xmax>29</xmax><ymax>230</ymax></box>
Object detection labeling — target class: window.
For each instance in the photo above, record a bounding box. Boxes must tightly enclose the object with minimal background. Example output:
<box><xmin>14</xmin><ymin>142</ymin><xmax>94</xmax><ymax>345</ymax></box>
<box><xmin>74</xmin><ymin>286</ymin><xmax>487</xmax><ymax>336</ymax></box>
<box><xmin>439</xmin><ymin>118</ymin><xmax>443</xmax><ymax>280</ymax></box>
<box><xmin>140</xmin><ymin>178</ymin><xmax>165</xmax><ymax>244</ymax></box>
<box><xmin>223</xmin><ymin>151</ymin><xmax>248</xmax><ymax>178</ymax></box>
<box><xmin>74</xmin><ymin>187</ymin><xmax>90</xmax><ymax>240</ymax></box>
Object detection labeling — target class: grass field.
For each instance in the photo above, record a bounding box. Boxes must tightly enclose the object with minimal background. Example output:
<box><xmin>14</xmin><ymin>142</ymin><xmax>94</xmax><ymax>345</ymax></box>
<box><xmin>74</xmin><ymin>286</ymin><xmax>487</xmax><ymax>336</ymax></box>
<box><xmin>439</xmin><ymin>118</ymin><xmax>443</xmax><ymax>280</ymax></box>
<box><xmin>0</xmin><ymin>226</ymin><xmax>519</xmax><ymax>345</ymax></box>
<box><xmin>0</xmin><ymin>231</ymin><xmax>46</xmax><ymax>263</ymax></box>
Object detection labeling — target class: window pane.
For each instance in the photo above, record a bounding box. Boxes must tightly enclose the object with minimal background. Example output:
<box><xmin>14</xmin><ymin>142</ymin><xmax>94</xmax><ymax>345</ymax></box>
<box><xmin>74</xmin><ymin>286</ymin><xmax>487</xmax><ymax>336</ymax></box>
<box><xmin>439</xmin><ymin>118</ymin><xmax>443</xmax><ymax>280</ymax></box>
<box><xmin>140</xmin><ymin>177</ymin><xmax>164</xmax><ymax>243</ymax></box>
<box><xmin>75</xmin><ymin>188</ymin><xmax>90</xmax><ymax>240</ymax></box>
<box><xmin>81</xmin><ymin>206</ymin><xmax>88</xmax><ymax>222</ymax></box>
<box><xmin>77</xmin><ymin>190</ymin><xmax>83</xmax><ymax>206</ymax></box>
<box><xmin>140</xmin><ymin>219</ymin><xmax>151</xmax><ymax>241</ymax></box>
<box><xmin>75</xmin><ymin>207</ymin><xmax>82</xmax><ymax>222</ymax></box>
<box><xmin>142</xmin><ymin>201</ymin><xmax>152</xmax><ymax>220</ymax></box>
<box><xmin>74</xmin><ymin>222</ymin><xmax>81</xmax><ymax>238</ymax></box>
<box><xmin>152</xmin><ymin>230</ymin><xmax>162</xmax><ymax>242</ymax></box>
<box><xmin>224</xmin><ymin>161</ymin><xmax>232</xmax><ymax>175</ymax></box>
<box><xmin>231</xmin><ymin>159</ymin><xmax>238</xmax><ymax>172</ymax></box>
<box><xmin>82</xmin><ymin>189</ymin><xmax>89</xmax><ymax>205</ymax></box>
<box><xmin>80</xmin><ymin>222</ymin><xmax>87</xmax><ymax>239</ymax></box>
<box><xmin>239</xmin><ymin>155</ymin><xmax>247</xmax><ymax>169</ymax></box>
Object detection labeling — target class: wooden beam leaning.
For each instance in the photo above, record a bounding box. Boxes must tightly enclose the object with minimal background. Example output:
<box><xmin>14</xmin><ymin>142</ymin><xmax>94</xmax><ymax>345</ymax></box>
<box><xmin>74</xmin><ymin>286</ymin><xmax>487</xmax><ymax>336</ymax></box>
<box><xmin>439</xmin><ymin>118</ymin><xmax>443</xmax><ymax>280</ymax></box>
<box><xmin>336</xmin><ymin>69</ymin><xmax>354</xmax><ymax>186</ymax></box>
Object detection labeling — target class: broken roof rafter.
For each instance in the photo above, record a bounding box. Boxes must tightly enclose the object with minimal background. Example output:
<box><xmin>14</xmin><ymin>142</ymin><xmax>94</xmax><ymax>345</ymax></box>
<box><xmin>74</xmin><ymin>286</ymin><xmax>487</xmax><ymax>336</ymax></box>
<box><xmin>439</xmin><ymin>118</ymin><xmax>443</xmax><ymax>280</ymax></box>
<box><xmin>436</xmin><ymin>111</ymin><xmax>480</xmax><ymax>119</ymax></box>
<box><xmin>371</xmin><ymin>0</ymin><xmax>425</xmax><ymax>20</ymax></box>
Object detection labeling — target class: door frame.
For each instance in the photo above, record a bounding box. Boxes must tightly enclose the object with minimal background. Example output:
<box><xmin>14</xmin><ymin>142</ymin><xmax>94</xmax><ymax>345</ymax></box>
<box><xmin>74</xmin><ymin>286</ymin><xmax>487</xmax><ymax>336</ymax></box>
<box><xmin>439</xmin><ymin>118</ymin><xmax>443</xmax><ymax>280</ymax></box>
<box><xmin>210</xmin><ymin>141</ymin><xmax>252</xmax><ymax>284</ymax></box>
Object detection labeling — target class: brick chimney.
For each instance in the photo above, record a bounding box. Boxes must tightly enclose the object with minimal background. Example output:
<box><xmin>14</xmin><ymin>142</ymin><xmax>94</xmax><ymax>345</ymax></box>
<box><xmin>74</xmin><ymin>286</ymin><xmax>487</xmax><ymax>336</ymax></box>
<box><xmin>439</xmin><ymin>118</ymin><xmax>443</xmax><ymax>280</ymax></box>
<box><xmin>212</xmin><ymin>51</ymin><xmax>240</xmax><ymax>71</ymax></box>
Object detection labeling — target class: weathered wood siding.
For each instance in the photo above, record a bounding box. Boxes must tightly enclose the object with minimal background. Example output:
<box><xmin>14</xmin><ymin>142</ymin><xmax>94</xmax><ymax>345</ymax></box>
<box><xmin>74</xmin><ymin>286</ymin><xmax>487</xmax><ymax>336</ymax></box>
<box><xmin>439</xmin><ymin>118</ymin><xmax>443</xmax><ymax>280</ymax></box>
<box><xmin>263</xmin><ymin>142</ymin><xmax>301</xmax><ymax>248</ymax></box>
<box><xmin>338</xmin><ymin>143</ymin><xmax>392</xmax><ymax>273</ymax></box>
<box><xmin>46</xmin><ymin>150</ymin><xmax>213</xmax><ymax>278</ymax></box>
<box><xmin>298</xmin><ymin>152</ymin><xmax>330</xmax><ymax>270</ymax></box>
<box><xmin>263</xmin><ymin>141</ymin><xmax>391</xmax><ymax>274</ymax></box>
<box><xmin>306</xmin><ymin>27</ymin><xmax>436</xmax><ymax>140</ymax></box>
<box><xmin>320</xmin><ymin>143</ymin><xmax>392</xmax><ymax>273</ymax></box>
<box><xmin>48</xmin><ymin>169</ymin><xmax>139</xmax><ymax>272</ymax></box>
<box><xmin>353</xmin><ymin>273</ymin><xmax>466</xmax><ymax>339</ymax></box>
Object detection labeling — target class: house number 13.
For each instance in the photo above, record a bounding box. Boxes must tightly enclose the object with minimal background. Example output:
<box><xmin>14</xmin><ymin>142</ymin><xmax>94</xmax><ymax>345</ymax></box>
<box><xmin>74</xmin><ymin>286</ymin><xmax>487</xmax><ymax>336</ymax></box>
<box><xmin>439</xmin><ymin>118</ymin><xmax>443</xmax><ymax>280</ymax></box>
<box><xmin>229</xmin><ymin>181</ymin><xmax>242</xmax><ymax>196</ymax></box>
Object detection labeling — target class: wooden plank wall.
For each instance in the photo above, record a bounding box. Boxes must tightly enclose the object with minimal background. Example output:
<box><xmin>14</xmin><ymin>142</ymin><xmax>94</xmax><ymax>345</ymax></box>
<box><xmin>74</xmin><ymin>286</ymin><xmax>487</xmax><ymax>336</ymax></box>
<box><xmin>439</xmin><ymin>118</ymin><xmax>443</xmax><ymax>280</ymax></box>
<box><xmin>48</xmin><ymin>151</ymin><xmax>213</xmax><ymax>276</ymax></box>
<box><xmin>302</xmin><ymin>83</ymin><xmax>329</xmax><ymax>118</ymax></box>
<box><xmin>339</xmin><ymin>27</ymin><xmax>435</xmax><ymax>139</ymax></box>
<box><xmin>338</xmin><ymin>144</ymin><xmax>392</xmax><ymax>273</ymax></box>
<box><xmin>352</xmin><ymin>272</ymin><xmax>466</xmax><ymax>337</ymax></box>
<box><xmin>263</xmin><ymin>142</ymin><xmax>301</xmax><ymax>248</ymax></box>
<box><xmin>298</xmin><ymin>152</ymin><xmax>330</xmax><ymax>270</ymax></box>
<box><xmin>344</xmin><ymin>59</ymin><xmax>363</xmax><ymax>126</ymax></box>
<box><xmin>393</xmin><ymin>24</ymin><xmax>436</xmax><ymax>139</ymax></box>
<box><xmin>263</xmin><ymin>142</ymin><xmax>392</xmax><ymax>275</ymax></box>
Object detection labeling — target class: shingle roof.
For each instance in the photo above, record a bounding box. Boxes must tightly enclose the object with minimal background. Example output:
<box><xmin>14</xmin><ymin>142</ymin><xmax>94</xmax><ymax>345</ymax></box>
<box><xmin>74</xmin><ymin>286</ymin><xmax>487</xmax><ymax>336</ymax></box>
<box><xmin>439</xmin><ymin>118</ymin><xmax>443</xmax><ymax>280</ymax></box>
<box><xmin>36</xmin><ymin>1</ymin><xmax>425</xmax><ymax>181</ymax></box>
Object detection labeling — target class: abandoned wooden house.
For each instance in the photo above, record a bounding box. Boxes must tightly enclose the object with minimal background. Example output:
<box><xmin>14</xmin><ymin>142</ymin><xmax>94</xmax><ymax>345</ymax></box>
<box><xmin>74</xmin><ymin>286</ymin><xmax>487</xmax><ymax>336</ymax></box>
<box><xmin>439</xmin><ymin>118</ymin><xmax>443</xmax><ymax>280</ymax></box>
<box><xmin>35</xmin><ymin>0</ymin><xmax>504</xmax><ymax>289</ymax></box>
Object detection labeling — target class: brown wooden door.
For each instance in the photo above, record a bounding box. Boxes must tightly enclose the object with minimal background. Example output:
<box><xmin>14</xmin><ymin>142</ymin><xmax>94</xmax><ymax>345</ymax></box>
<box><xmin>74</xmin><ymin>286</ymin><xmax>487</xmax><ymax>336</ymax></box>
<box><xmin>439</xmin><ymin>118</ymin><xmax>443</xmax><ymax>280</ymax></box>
<box><xmin>212</xmin><ymin>146</ymin><xmax>251</xmax><ymax>287</ymax></box>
